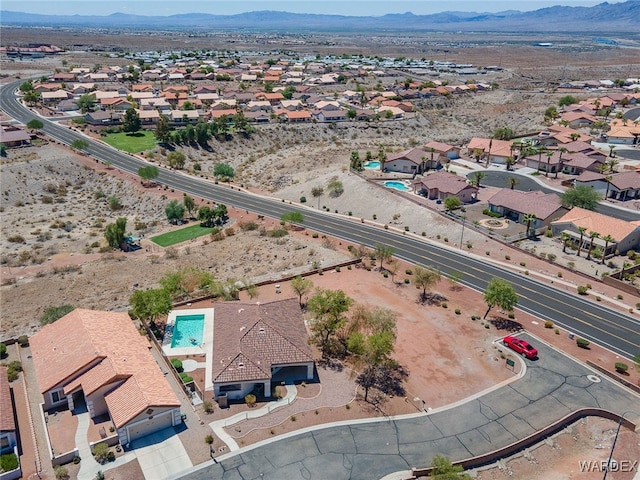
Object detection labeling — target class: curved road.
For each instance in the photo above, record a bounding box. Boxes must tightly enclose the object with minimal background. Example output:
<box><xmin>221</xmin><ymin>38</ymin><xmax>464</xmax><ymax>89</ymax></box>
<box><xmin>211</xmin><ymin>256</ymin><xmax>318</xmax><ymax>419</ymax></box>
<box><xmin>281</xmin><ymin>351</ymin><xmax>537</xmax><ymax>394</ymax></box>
<box><xmin>467</xmin><ymin>171</ymin><xmax>640</xmax><ymax>222</ymax></box>
<box><xmin>2</xmin><ymin>80</ymin><xmax>639</xmax><ymax>359</ymax></box>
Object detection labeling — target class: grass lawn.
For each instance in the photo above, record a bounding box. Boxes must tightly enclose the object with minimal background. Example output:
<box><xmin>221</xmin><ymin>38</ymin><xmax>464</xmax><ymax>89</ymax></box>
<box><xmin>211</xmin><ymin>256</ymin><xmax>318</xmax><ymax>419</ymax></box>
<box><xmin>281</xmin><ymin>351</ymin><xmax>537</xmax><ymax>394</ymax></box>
<box><xmin>102</xmin><ymin>130</ymin><xmax>156</xmax><ymax>153</ymax></box>
<box><xmin>151</xmin><ymin>224</ymin><xmax>214</xmax><ymax>247</ymax></box>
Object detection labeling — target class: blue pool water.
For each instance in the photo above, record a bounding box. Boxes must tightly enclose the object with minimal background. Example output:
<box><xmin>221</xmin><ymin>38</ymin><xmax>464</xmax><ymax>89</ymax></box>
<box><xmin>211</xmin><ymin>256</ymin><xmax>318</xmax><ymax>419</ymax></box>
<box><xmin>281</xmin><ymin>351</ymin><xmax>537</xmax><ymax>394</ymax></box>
<box><xmin>364</xmin><ymin>161</ymin><xmax>381</xmax><ymax>169</ymax></box>
<box><xmin>171</xmin><ymin>314</ymin><xmax>205</xmax><ymax>348</ymax></box>
<box><xmin>384</xmin><ymin>181</ymin><xmax>411</xmax><ymax>192</ymax></box>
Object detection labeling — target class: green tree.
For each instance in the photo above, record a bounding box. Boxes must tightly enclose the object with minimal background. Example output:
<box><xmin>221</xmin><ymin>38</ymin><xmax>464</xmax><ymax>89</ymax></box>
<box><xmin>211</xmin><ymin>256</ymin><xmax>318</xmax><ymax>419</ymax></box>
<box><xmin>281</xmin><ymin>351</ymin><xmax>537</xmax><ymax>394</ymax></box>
<box><xmin>122</xmin><ymin>107</ymin><xmax>141</xmax><ymax>134</ymax></box>
<box><xmin>39</xmin><ymin>305</ymin><xmax>75</xmax><ymax>325</ymax></box>
<box><xmin>108</xmin><ymin>195</ymin><xmax>122</xmax><ymax>210</ymax></box>
<box><xmin>374</xmin><ymin>244</ymin><xmax>394</xmax><ymax>271</ymax></box>
<box><xmin>414</xmin><ymin>265</ymin><xmax>441</xmax><ymax>302</ymax></box>
<box><xmin>104</xmin><ymin>217</ymin><xmax>127</xmax><ymax>249</ymax></box>
<box><xmin>561</xmin><ymin>185</ymin><xmax>602</xmax><ymax>210</ymax></box>
<box><xmin>429</xmin><ymin>454</ymin><xmax>472</xmax><ymax>479</ymax></box>
<box><xmin>77</xmin><ymin>94</ymin><xmax>97</xmax><ymax>113</ymax></box>
<box><xmin>183</xmin><ymin>194</ymin><xmax>196</xmax><ymax>218</ymax></box>
<box><xmin>27</xmin><ymin>119</ymin><xmax>44</xmax><ymax>131</ymax></box>
<box><xmin>586</xmin><ymin>231</ymin><xmax>600</xmax><ymax>260</ymax></box>
<box><xmin>154</xmin><ymin>114</ymin><xmax>171</xmax><ymax>144</ymax></box>
<box><xmin>19</xmin><ymin>80</ymin><xmax>34</xmax><ymax>93</ymax></box>
<box><xmin>129</xmin><ymin>288</ymin><xmax>172</xmax><ymax>324</ymax></box>
<box><xmin>72</xmin><ymin>139</ymin><xmax>89</xmax><ymax>150</ymax></box>
<box><xmin>23</xmin><ymin>90</ymin><xmax>41</xmax><ymax>106</ymax></box>
<box><xmin>282</xmin><ymin>85</ymin><xmax>296</xmax><ymax>100</ymax></box>
<box><xmin>470</xmin><ymin>171</ymin><xmax>485</xmax><ymax>187</ymax></box>
<box><xmin>291</xmin><ymin>275</ymin><xmax>314</xmax><ymax>308</ymax></box>
<box><xmin>576</xmin><ymin>226</ymin><xmax>587</xmax><ymax>257</ymax></box>
<box><xmin>165</xmin><ymin>200</ymin><xmax>185</xmax><ymax>224</ymax></box>
<box><xmin>558</xmin><ymin>95</ymin><xmax>579</xmax><ymax>107</ymax></box>
<box><xmin>443</xmin><ymin>196</ymin><xmax>461</xmax><ymax>212</ymax></box>
<box><xmin>166</xmin><ymin>150</ymin><xmax>186</xmax><ymax>169</ymax></box>
<box><xmin>280</xmin><ymin>211</ymin><xmax>304</xmax><ymax>227</ymax></box>
<box><xmin>544</xmin><ymin>106</ymin><xmax>558</xmax><ymax>122</ymax></box>
<box><xmin>483</xmin><ymin>277</ymin><xmax>518</xmax><ymax>319</ymax></box>
<box><xmin>138</xmin><ymin>165</ymin><xmax>159</xmax><ymax>185</ymax></box>
<box><xmin>194</xmin><ymin>121</ymin><xmax>211</xmax><ymax>145</ymax></box>
<box><xmin>601</xmin><ymin>234</ymin><xmax>615</xmax><ymax>264</ymax></box>
<box><xmin>307</xmin><ymin>289</ymin><xmax>353</xmax><ymax>357</ymax></box>
<box><xmin>328</xmin><ymin>180</ymin><xmax>344</xmax><ymax>198</ymax></box>
<box><xmin>493</xmin><ymin>126</ymin><xmax>515</xmax><ymax>140</ymax></box>
<box><xmin>508</xmin><ymin>177</ymin><xmax>519</xmax><ymax>190</ymax></box>
<box><xmin>350</xmin><ymin>151</ymin><xmax>363</xmax><ymax>171</ymax></box>
<box><xmin>347</xmin><ymin>108</ymin><xmax>357</xmax><ymax>120</ymax></box>
<box><xmin>561</xmin><ymin>232</ymin><xmax>571</xmax><ymax>253</ymax></box>
<box><xmin>213</xmin><ymin>163</ymin><xmax>235</xmax><ymax>182</ymax></box>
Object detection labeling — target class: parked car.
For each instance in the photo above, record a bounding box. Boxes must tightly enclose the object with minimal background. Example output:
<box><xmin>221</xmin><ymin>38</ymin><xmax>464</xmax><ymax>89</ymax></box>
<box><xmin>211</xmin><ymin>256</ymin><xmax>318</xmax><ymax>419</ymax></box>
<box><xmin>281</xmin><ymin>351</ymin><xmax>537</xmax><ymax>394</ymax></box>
<box><xmin>503</xmin><ymin>336</ymin><xmax>538</xmax><ymax>359</ymax></box>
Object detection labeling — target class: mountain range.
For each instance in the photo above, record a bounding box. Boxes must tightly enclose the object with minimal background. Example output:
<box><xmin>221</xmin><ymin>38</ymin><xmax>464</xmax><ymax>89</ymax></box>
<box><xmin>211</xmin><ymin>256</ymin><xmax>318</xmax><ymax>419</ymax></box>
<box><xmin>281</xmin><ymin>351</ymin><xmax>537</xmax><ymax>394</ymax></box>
<box><xmin>1</xmin><ymin>1</ymin><xmax>639</xmax><ymax>33</ymax></box>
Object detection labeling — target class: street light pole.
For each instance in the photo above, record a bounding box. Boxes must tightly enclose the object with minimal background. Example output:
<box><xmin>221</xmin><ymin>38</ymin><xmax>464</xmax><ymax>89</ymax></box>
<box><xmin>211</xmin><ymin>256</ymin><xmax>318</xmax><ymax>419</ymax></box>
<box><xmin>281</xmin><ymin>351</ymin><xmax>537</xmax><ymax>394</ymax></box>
<box><xmin>459</xmin><ymin>215</ymin><xmax>466</xmax><ymax>250</ymax></box>
<box><xmin>602</xmin><ymin>410</ymin><xmax>639</xmax><ymax>480</ymax></box>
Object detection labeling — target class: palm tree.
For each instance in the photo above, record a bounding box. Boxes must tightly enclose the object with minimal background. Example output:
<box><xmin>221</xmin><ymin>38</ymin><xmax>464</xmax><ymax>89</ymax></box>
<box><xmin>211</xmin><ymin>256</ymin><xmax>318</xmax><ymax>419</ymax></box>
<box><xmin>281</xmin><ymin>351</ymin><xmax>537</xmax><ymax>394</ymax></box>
<box><xmin>604</xmin><ymin>175</ymin><xmax>613</xmax><ymax>199</ymax></box>
<box><xmin>569</xmin><ymin>132</ymin><xmax>580</xmax><ymax>141</ymax></box>
<box><xmin>556</xmin><ymin>147</ymin><xmax>567</xmax><ymax>178</ymax></box>
<box><xmin>586</xmin><ymin>231</ymin><xmax>600</xmax><ymax>260</ymax></box>
<box><xmin>508</xmin><ymin>177</ymin><xmax>519</xmax><ymax>190</ymax></box>
<box><xmin>545</xmin><ymin>150</ymin><xmax>553</xmax><ymax>177</ymax></box>
<box><xmin>471</xmin><ymin>171</ymin><xmax>486</xmax><ymax>187</ymax></box>
<box><xmin>561</xmin><ymin>232</ymin><xmax>571</xmax><ymax>253</ymax></box>
<box><xmin>601</xmin><ymin>235</ymin><xmax>614</xmax><ymax>264</ymax></box>
<box><xmin>505</xmin><ymin>156</ymin><xmax>516</xmax><ymax>171</ymax></box>
<box><xmin>576</xmin><ymin>226</ymin><xmax>587</xmax><ymax>257</ymax></box>
<box><xmin>536</xmin><ymin>148</ymin><xmax>543</xmax><ymax>173</ymax></box>
<box><xmin>522</xmin><ymin>213</ymin><xmax>537</xmax><ymax>238</ymax></box>
<box><xmin>607</xmin><ymin>158</ymin><xmax>619</xmax><ymax>173</ymax></box>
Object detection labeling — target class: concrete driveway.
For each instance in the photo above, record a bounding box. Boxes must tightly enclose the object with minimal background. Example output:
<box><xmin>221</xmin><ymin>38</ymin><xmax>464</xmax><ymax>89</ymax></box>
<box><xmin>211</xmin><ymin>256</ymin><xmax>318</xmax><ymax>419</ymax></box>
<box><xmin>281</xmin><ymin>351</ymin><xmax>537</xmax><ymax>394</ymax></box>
<box><xmin>130</xmin><ymin>427</ymin><xmax>192</xmax><ymax>480</ymax></box>
<box><xmin>172</xmin><ymin>333</ymin><xmax>639</xmax><ymax>480</ymax></box>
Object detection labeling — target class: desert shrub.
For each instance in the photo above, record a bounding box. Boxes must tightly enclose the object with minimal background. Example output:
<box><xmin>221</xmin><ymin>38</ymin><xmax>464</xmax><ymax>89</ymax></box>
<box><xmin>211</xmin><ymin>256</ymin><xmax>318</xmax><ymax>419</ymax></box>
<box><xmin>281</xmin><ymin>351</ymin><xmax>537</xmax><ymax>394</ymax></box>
<box><xmin>577</xmin><ymin>285</ymin><xmax>589</xmax><ymax>295</ymax></box>
<box><xmin>268</xmin><ymin>228</ymin><xmax>288</xmax><ymax>238</ymax></box>
<box><xmin>205</xmin><ymin>434</ymin><xmax>214</xmax><ymax>444</ymax></box>
<box><xmin>92</xmin><ymin>442</ymin><xmax>110</xmax><ymax>463</ymax></box>
<box><xmin>405</xmin><ymin>269</ymin><xmax>413</xmax><ymax>275</ymax></box>
<box><xmin>508</xmin><ymin>312</ymin><xmax>515</xmax><ymax>319</ymax></box>
<box><xmin>224</xmin><ymin>227</ymin><xmax>235</xmax><ymax>237</ymax></box>
<box><xmin>0</xmin><ymin>343</ymin><xmax>6</xmax><ymax>358</ymax></box>
<box><xmin>7</xmin><ymin>235</ymin><xmax>25</xmax><ymax>243</ymax></box>
<box><xmin>171</xmin><ymin>358</ymin><xmax>183</xmax><ymax>371</ymax></box>
<box><xmin>245</xmin><ymin>393</ymin><xmax>257</xmax><ymax>407</ymax></box>
<box><xmin>17</xmin><ymin>335</ymin><xmax>28</xmax><ymax>347</ymax></box>
<box><xmin>614</xmin><ymin>362</ymin><xmax>628</xmax><ymax>373</ymax></box>
<box><xmin>617</xmin><ymin>294</ymin><xmax>623</xmax><ymax>300</ymax></box>
<box><xmin>300</xmin><ymin>196</ymin><xmax>306</xmax><ymax>203</ymax></box>
<box><xmin>404</xmin><ymin>278</ymin><xmax>410</xmax><ymax>284</ymax></box>
<box><xmin>544</xmin><ymin>321</ymin><xmax>554</xmax><ymax>328</ymax></box>
<box><xmin>238</xmin><ymin>221</ymin><xmax>258</xmax><ymax>231</ymax></box>
<box><xmin>179</xmin><ymin>372</ymin><xmax>193</xmax><ymax>383</ymax></box>
<box><xmin>203</xmin><ymin>400</ymin><xmax>214</xmax><ymax>414</ymax></box>
<box><xmin>519</xmin><ymin>261</ymin><xmax>526</xmax><ymax>267</ymax></box>
<box><xmin>504</xmin><ymin>255</ymin><xmax>511</xmax><ymax>260</ymax></box>
<box><xmin>576</xmin><ymin>338</ymin><xmax>590</xmax><ymax>348</ymax></box>
<box><xmin>54</xmin><ymin>465</ymin><xmax>69</xmax><ymax>480</ymax></box>
<box><xmin>482</xmin><ymin>208</ymin><xmax>502</xmax><ymax>218</ymax></box>
<box><xmin>455</xmin><ymin>308</ymin><xmax>461</xmax><ymax>315</ymax></box>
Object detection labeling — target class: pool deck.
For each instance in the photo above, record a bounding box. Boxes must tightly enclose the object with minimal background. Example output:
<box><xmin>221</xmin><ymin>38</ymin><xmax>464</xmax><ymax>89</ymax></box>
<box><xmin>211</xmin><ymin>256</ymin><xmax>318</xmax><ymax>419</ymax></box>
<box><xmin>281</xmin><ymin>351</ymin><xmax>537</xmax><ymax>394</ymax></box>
<box><xmin>162</xmin><ymin>308</ymin><xmax>214</xmax><ymax>392</ymax></box>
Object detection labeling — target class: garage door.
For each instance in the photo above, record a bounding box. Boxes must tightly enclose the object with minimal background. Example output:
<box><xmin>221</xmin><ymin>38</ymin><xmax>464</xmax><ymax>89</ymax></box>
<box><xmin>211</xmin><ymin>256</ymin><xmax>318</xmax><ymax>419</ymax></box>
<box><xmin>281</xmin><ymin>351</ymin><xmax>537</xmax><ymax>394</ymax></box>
<box><xmin>127</xmin><ymin>410</ymin><xmax>173</xmax><ymax>442</ymax></box>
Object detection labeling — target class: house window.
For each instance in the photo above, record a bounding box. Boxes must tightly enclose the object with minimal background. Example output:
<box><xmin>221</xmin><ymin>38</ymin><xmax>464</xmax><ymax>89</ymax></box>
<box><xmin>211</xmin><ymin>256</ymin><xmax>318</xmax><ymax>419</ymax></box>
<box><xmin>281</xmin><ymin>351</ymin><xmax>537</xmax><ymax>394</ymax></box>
<box><xmin>50</xmin><ymin>389</ymin><xmax>64</xmax><ymax>404</ymax></box>
<box><xmin>219</xmin><ymin>384</ymin><xmax>241</xmax><ymax>392</ymax></box>
<box><xmin>0</xmin><ymin>436</ymin><xmax>9</xmax><ymax>449</ymax></box>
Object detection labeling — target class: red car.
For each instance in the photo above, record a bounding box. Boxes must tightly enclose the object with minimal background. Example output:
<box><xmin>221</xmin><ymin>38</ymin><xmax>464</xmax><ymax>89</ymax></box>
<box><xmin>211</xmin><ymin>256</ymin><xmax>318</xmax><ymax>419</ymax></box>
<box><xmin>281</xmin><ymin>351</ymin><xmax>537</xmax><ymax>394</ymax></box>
<box><xmin>503</xmin><ymin>336</ymin><xmax>538</xmax><ymax>359</ymax></box>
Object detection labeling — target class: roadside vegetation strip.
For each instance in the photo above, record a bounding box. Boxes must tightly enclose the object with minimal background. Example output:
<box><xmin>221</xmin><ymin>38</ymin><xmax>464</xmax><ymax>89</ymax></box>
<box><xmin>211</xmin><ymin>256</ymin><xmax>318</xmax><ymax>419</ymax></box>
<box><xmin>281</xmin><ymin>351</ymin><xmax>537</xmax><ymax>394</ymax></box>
<box><xmin>101</xmin><ymin>130</ymin><xmax>156</xmax><ymax>153</ymax></box>
<box><xmin>151</xmin><ymin>224</ymin><xmax>214</xmax><ymax>247</ymax></box>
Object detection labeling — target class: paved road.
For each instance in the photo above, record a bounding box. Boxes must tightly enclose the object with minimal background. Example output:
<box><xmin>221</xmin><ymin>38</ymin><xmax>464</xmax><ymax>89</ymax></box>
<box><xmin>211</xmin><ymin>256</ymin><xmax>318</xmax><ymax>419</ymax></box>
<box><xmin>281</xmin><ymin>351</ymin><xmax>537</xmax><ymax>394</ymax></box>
<box><xmin>2</xmin><ymin>80</ymin><xmax>639</xmax><ymax>359</ymax></box>
<box><xmin>467</xmin><ymin>171</ymin><xmax>640</xmax><ymax>222</ymax></box>
<box><xmin>172</xmin><ymin>334</ymin><xmax>639</xmax><ymax>480</ymax></box>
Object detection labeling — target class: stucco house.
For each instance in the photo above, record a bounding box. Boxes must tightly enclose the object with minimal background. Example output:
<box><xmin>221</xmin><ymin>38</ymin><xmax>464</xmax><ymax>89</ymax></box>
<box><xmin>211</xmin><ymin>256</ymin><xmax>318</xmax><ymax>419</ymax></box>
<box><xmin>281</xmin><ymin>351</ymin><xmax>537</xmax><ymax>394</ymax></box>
<box><xmin>467</xmin><ymin>137</ymin><xmax>512</xmax><ymax>164</ymax></box>
<box><xmin>551</xmin><ymin>207</ymin><xmax>640</xmax><ymax>256</ymax></box>
<box><xmin>0</xmin><ymin>126</ymin><xmax>31</xmax><ymax>148</ymax></box>
<box><xmin>488</xmin><ymin>189</ymin><xmax>567</xmax><ymax>229</ymax></box>
<box><xmin>30</xmin><ymin>309</ymin><xmax>181</xmax><ymax>445</ymax></box>
<box><xmin>383</xmin><ymin>148</ymin><xmax>430</xmax><ymax>174</ymax></box>
<box><xmin>423</xmin><ymin>141</ymin><xmax>460</xmax><ymax>163</ymax></box>
<box><xmin>213</xmin><ymin>299</ymin><xmax>314</xmax><ymax>401</ymax></box>
<box><xmin>574</xmin><ymin>171</ymin><xmax>640</xmax><ymax>201</ymax></box>
<box><xmin>0</xmin><ymin>367</ymin><xmax>17</xmax><ymax>455</ymax></box>
<box><xmin>412</xmin><ymin>171</ymin><xmax>478</xmax><ymax>203</ymax></box>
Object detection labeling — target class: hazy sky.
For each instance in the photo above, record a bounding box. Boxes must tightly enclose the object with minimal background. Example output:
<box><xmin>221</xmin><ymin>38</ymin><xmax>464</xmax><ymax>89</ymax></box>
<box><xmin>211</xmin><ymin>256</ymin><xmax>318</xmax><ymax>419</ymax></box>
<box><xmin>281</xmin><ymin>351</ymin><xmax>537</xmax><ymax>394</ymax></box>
<box><xmin>0</xmin><ymin>0</ymin><xmax>629</xmax><ymax>16</ymax></box>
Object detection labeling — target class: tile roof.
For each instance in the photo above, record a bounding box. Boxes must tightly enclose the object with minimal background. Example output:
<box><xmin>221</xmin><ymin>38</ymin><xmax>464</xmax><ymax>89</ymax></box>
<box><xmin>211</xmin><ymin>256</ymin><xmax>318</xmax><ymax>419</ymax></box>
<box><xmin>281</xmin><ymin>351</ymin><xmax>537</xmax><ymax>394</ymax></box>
<box><xmin>0</xmin><ymin>367</ymin><xmax>15</xmax><ymax>432</ymax></box>
<box><xmin>563</xmin><ymin>152</ymin><xmax>603</xmax><ymax>169</ymax></box>
<box><xmin>386</xmin><ymin>147</ymin><xmax>428</xmax><ymax>165</ymax></box>
<box><xmin>30</xmin><ymin>309</ymin><xmax>179</xmax><ymax>428</ymax></box>
<box><xmin>467</xmin><ymin>137</ymin><xmax>512</xmax><ymax>158</ymax></box>
<box><xmin>423</xmin><ymin>141</ymin><xmax>456</xmax><ymax>153</ymax></box>
<box><xmin>609</xmin><ymin>171</ymin><xmax>640</xmax><ymax>190</ymax></box>
<box><xmin>414</xmin><ymin>171</ymin><xmax>477</xmax><ymax>195</ymax></box>
<box><xmin>212</xmin><ymin>299</ymin><xmax>313</xmax><ymax>384</ymax></box>
<box><xmin>552</xmin><ymin>207</ymin><xmax>640</xmax><ymax>242</ymax></box>
<box><xmin>488</xmin><ymin>189</ymin><xmax>564</xmax><ymax>220</ymax></box>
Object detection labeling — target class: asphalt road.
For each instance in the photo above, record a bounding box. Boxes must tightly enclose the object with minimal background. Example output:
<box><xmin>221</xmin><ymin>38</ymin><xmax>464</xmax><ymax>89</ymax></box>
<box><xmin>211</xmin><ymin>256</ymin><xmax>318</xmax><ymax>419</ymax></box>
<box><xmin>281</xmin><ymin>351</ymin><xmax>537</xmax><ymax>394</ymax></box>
<box><xmin>1</xmin><ymin>80</ymin><xmax>639</xmax><ymax>359</ymax></box>
<box><xmin>467</xmin><ymin>171</ymin><xmax>640</xmax><ymax>222</ymax></box>
<box><xmin>172</xmin><ymin>333</ymin><xmax>639</xmax><ymax>480</ymax></box>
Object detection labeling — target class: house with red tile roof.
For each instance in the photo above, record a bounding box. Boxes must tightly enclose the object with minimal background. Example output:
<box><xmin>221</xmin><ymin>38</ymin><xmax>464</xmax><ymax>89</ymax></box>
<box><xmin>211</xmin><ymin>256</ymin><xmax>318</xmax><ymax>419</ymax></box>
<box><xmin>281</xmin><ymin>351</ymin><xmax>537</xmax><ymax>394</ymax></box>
<box><xmin>551</xmin><ymin>207</ymin><xmax>640</xmax><ymax>256</ymax></box>
<box><xmin>212</xmin><ymin>299</ymin><xmax>314</xmax><ymax>401</ymax></box>
<box><xmin>575</xmin><ymin>170</ymin><xmax>640</xmax><ymax>201</ymax></box>
<box><xmin>467</xmin><ymin>137</ymin><xmax>512</xmax><ymax>164</ymax></box>
<box><xmin>30</xmin><ymin>309</ymin><xmax>181</xmax><ymax>445</ymax></box>
<box><xmin>383</xmin><ymin>148</ymin><xmax>433</xmax><ymax>174</ymax></box>
<box><xmin>423</xmin><ymin>141</ymin><xmax>460</xmax><ymax>163</ymax></box>
<box><xmin>1</xmin><ymin>126</ymin><xmax>31</xmax><ymax>148</ymax></box>
<box><xmin>0</xmin><ymin>367</ymin><xmax>17</xmax><ymax>455</ymax></box>
<box><xmin>412</xmin><ymin>171</ymin><xmax>478</xmax><ymax>203</ymax></box>
<box><xmin>488</xmin><ymin>189</ymin><xmax>567</xmax><ymax>229</ymax></box>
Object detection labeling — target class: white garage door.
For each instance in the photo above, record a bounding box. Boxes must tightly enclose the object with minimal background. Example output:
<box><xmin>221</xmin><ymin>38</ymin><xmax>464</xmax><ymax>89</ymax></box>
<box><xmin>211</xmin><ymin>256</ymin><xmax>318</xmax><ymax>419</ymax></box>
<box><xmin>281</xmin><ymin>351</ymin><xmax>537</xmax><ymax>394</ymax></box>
<box><xmin>127</xmin><ymin>410</ymin><xmax>173</xmax><ymax>442</ymax></box>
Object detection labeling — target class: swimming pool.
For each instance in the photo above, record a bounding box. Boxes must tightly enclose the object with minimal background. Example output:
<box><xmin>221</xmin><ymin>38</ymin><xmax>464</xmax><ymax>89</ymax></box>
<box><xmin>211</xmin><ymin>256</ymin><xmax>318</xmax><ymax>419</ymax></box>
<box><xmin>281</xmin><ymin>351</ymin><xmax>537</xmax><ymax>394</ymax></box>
<box><xmin>364</xmin><ymin>161</ymin><xmax>381</xmax><ymax>169</ymax></box>
<box><xmin>171</xmin><ymin>314</ymin><xmax>205</xmax><ymax>348</ymax></box>
<box><xmin>383</xmin><ymin>181</ymin><xmax>411</xmax><ymax>192</ymax></box>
